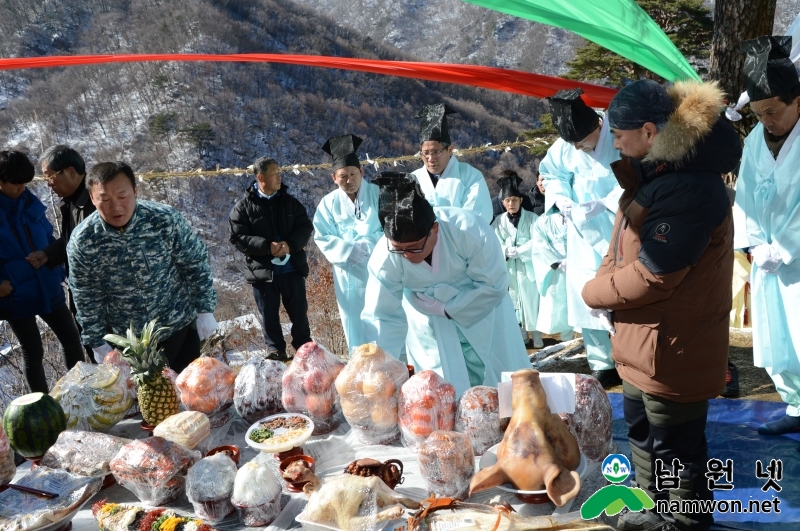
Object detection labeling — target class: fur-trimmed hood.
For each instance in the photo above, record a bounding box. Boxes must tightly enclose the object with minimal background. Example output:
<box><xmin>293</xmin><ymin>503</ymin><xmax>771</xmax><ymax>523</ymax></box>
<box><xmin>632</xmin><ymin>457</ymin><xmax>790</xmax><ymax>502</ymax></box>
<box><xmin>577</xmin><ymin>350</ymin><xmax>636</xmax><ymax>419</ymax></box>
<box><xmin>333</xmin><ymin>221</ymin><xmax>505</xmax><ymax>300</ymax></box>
<box><xmin>644</xmin><ymin>81</ymin><xmax>740</xmax><ymax>172</ymax></box>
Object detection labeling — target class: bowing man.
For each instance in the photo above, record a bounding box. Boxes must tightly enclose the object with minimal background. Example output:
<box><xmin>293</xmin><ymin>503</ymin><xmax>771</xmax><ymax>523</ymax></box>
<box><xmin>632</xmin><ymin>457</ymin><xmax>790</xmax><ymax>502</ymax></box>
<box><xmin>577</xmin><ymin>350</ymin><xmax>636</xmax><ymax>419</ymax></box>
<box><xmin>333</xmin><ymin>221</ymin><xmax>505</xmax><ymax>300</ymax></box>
<box><xmin>361</xmin><ymin>172</ymin><xmax>530</xmax><ymax>396</ymax></box>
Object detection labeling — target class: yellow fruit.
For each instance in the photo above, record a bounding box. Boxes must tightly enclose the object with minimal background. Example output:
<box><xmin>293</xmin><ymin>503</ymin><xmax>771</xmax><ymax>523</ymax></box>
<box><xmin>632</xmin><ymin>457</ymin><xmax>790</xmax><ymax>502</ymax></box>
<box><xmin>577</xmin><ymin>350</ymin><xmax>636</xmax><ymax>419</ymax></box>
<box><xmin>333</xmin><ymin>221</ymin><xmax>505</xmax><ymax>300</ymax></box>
<box><xmin>371</xmin><ymin>400</ymin><xmax>398</xmax><ymax>427</ymax></box>
<box><xmin>362</xmin><ymin>372</ymin><xmax>395</xmax><ymax>400</ymax></box>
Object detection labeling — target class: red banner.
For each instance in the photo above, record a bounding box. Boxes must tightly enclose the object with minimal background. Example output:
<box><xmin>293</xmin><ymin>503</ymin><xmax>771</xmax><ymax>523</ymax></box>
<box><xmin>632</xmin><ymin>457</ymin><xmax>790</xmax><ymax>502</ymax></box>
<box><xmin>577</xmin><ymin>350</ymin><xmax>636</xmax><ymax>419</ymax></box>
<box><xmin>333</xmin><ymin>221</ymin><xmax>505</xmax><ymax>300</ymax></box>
<box><xmin>0</xmin><ymin>53</ymin><xmax>618</xmax><ymax>107</ymax></box>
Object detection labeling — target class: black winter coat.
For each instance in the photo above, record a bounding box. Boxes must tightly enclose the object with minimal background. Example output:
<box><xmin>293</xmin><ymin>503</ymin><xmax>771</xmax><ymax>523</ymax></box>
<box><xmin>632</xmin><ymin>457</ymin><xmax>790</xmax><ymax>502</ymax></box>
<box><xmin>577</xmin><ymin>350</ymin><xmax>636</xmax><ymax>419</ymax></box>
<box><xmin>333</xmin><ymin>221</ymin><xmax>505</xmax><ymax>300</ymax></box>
<box><xmin>42</xmin><ymin>179</ymin><xmax>96</xmax><ymax>277</ymax></box>
<box><xmin>229</xmin><ymin>183</ymin><xmax>313</xmax><ymax>282</ymax></box>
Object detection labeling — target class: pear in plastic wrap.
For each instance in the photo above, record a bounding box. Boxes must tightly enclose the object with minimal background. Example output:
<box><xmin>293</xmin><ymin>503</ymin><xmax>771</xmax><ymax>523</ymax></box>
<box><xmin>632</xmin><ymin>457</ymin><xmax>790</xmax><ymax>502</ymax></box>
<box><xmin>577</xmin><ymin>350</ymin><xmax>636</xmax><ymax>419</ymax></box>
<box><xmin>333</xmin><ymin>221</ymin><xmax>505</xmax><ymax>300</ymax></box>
<box><xmin>468</xmin><ymin>369</ymin><xmax>581</xmax><ymax>507</ymax></box>
<box><xmin>334</xmin><ymin>343</ymin><xmax>409</xmax><ymax>444</ymax></box>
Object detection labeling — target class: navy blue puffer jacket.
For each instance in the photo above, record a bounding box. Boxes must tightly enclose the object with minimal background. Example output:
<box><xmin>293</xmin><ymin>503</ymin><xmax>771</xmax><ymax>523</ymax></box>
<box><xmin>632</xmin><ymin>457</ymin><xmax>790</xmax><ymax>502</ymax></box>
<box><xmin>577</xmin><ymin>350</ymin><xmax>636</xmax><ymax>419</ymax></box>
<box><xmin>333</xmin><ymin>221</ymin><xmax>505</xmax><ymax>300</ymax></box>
<box><xmin>0</xmin><ymin>188</ymin><xmax>65</xmax><ymax>320</ymax></box>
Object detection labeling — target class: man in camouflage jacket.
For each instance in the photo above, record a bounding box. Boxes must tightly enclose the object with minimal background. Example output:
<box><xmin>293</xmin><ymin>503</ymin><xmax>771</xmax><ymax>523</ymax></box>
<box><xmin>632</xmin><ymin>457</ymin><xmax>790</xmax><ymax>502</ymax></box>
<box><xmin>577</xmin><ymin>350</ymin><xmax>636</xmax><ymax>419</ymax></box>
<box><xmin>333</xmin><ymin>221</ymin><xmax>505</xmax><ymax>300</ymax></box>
<box><xmin>67</xmin><ymin>162</ymin><xmax>217</xmax><ymax>372</ymax></box>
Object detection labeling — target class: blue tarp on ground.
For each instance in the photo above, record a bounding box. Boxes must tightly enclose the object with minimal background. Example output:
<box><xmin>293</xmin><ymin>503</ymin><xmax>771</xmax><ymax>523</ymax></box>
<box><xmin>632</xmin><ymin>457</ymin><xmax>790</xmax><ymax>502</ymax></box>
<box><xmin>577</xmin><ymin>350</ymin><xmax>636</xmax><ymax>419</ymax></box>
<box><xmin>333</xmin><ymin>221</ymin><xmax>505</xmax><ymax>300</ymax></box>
<box><xmin>608</xmin><ymin>393</ymin><xmax>800</xmax><ymax>530</ymax></box>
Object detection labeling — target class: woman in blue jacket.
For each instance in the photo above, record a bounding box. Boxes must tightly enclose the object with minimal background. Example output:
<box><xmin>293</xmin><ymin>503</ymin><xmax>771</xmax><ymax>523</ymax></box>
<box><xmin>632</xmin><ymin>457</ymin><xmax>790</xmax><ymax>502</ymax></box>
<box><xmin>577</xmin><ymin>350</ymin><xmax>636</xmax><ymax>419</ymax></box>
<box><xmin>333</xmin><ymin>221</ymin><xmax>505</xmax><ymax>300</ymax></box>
<box><xmin>0</xmin><ymin>150</ymin><xmax>84</xmax><ymax>393</ymax></box>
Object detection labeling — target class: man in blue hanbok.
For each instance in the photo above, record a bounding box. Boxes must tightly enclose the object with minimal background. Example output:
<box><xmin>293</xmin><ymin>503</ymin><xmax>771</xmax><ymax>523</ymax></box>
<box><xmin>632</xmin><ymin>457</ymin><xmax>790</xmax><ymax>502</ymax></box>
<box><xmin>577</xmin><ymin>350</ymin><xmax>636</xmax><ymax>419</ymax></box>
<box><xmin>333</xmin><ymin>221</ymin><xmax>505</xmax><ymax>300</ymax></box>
<box><xmin>539</xmin><ymin>88</ymin><xmax>622</xmax><ymax>388</ymax></box>
<box><xmin>491</xmin><ymin>175</ymin><xmax>542</xmax><ymax>349</ymax></box>
<box><xmin>313</xmin><ymin>134</ymin><xmax>383</xmax><ymax>354</ymax></box>
<box><xmin>733</xmin><ymin>36</ymin><xmax>800</xmax><ymax>435</ymax></box>
<box><xmin>530</xmin><ymin>176</ymin><xmax>573</xmax><ymax>339</ymax></box>
<box><xmin>411</xmin><ymin>104</ymin><xmax>493</xmax><ymax>223</ymax></box>
<box><xmin>362</xmin><ymin>172</ymin><xmax>530</xmax><ymax>396</ymax></box>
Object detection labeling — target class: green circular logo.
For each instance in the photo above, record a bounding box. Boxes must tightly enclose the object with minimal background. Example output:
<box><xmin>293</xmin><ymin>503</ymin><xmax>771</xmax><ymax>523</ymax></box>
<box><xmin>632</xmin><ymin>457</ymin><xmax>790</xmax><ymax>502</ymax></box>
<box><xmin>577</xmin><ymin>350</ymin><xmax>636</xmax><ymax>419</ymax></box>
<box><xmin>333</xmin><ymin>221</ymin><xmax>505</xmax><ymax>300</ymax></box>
<box><xmin>602</xmin><ymin>454</ymin><xmax>631</xmax><ymax>483</ymax></box>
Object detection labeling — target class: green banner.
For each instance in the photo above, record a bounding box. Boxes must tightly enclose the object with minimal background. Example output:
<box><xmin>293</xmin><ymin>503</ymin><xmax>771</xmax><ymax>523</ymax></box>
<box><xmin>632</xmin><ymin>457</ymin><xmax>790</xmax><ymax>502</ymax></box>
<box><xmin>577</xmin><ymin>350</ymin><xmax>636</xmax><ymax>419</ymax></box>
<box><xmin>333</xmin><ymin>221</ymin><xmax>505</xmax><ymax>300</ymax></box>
<box><xmin>462</xmin><ymin>0</ymin><xmax>700</xmax><ymax>82</ymax></box>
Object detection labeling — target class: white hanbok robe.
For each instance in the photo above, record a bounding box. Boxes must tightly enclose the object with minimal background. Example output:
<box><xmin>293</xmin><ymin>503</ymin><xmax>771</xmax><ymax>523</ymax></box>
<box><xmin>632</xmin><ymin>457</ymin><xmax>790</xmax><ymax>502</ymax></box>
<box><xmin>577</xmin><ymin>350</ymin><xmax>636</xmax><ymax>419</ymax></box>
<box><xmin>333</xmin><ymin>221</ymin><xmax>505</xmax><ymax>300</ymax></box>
<box><xmin>531</xmin><ymin>209</ymin><xmax>572</xmax><ymax>336</ymax></box>
<box><xmin>411</xmin><ymin>155</ymin><xmax>493</xmax><ymax>223</ymax></box>
<box><xmin>539</xmin><ymin>116</ymin><xmax>622</xmax><ymax>331</ymax></box>
<box><xmin>362</xmin><ymin>207</ymin><xmax>530</xmax><ymax>397</ymax></box>
<box><xmin>313</xmin><ymin>182</ymin><xmax>382</xmax><ymax>353</ymax></box>
<box><xmin>733</xmin><ymin>118</ymin><xmax>800</xmax><ymax>378</ymax></box>
<box><xmin>491</xmin><ymin>209</ymin><xmax>539</xmax><ymax>331</ymax></box>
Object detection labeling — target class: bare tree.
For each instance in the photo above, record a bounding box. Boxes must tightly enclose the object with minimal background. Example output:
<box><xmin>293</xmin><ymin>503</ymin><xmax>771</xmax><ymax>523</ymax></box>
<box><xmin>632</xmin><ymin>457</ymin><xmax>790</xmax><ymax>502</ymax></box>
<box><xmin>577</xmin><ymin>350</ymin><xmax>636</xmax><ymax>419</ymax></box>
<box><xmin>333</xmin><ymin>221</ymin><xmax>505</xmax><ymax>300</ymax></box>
<box><xmin>708</xmin><ymin>0</ymin><xmax>778</xmax><ymax>137</ymax></box>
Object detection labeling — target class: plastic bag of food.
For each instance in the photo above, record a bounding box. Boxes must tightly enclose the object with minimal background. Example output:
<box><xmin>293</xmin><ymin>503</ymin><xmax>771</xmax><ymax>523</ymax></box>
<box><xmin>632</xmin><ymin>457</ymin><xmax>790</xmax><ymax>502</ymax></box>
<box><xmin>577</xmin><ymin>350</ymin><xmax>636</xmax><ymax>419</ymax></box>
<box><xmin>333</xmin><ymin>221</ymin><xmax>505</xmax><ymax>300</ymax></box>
<box><xmin>0</xmin><ymin>425</ymin><xmax>15</xmax><ymax>486</ymax></box>
<box><xmin>231</xmin><ymin>459</ymin><xmax>282</xmax><ymax>526</ymax></box>
<box><xmin>109</xmin><ymin>436</ymin><xmax>200</xmax><ymax>506</ymax></box>
<box><xmin>558</xmin><ymin>373</ymin><xmax>613</xmax><ymax>462</ymax></box>
<box><xmin>102</xmin><ymin>350</ymin><xmax>137</xmax><ymax>414</ymax></box>
<box><xmin>1</xmin><ymin>467</ymin><xmax>102</xmax><ymax>531</ymax></box>
<box><xmin>50</xmin><ymin>362</ymin><xmax>135</xmax><ymax>433</ymax></box>
<box><xmin>102</xmin><ymin>350</ymin><xmax>139</xmax><ymax>416</ymax></box>
<box><xmin>454</xmin><ymin>386</ymin><xmax>508</xmax><ymax>456</ymax></box>
<box><xmin>297</xmin><ymin>473</ymin><xmax>419</xmax><ymax>531</ymax></box>
<box><xmin>152</xmin><ymin>411</ymin><xmax>210</xmax><ymax>450</ymax></box>
<box><xmin>398</xmin><ymin>370</ymin><xmax>456</xmax><ymax>451</ymax></box>
<box><xmin>335</xmin><ymin>343</ymin><xmax>409</xmax><ymax>445</ymax></box>
<box><xmin>186</xmin><ymin>453</ymin><xmax>237</xmax><ymax>523</ymax></box>
<box><xmin>419</xmin><ymin>431</ymin><xmax>474</xmax><ymax>500</ymax></box>
<box><xmin>176</xmin><ymin>358</ymin><xmax>236</xmax><ymax>420</ymax></box>
<box><xmin>234</xmin><ymin>357</ymin><xmax>286</xmax><ymax>423</ymax></box>
<box><xmin>40</xmin><ymin>430</ymin><xmax>130</xmax><ymax>477</ymax></box>
<box><xmin>282</xmin><ymin>342</ymin><xmax>345</xmax><ymax>435</ymax></box>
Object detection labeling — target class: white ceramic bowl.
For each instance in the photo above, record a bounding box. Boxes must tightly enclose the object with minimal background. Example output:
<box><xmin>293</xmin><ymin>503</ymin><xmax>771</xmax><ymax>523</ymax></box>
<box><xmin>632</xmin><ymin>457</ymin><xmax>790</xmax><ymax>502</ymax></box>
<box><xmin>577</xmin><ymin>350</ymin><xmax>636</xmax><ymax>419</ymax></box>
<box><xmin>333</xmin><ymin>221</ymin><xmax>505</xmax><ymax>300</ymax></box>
<box><xmin>245</xmin><ymin>413</ymin><xmax>315</xmax><ymax>453</ymax></box>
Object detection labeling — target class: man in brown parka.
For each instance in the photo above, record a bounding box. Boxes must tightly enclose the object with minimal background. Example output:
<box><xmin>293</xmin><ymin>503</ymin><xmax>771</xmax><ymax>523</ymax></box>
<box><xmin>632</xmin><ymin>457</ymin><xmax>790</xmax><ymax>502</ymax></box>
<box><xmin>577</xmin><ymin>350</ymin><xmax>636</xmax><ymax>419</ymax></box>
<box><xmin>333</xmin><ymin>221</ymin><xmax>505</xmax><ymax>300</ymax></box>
<box><xmin>582</xmin><ymin>80</ymin><xmax>741</xmax><ymax>531</ymax></box>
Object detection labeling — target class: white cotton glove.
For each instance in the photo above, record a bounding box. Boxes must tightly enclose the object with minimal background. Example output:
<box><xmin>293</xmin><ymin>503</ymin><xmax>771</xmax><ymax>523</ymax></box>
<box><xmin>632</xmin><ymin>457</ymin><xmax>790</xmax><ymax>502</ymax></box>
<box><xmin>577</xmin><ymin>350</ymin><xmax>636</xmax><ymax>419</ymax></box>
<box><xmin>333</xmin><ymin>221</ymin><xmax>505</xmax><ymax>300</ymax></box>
<box><xmin>346</xmin><ymin>241</ymin><xmax>370</xmax><ymax>266</ymax></box>
<box><xmin>580</xmin><ymin>200</ymin><xmax>607</xmax><ymax>221</ymax></box>
<box><xmin>409</xmin><ymin>292</ymin><xmax>447</xmax><ymax>317</ymax></box>
<box><xmin>590</xmin><ymin>308</ymin><xmax>616</xmax><ymax>336</ymax></box>
<box><xmin>752</xmin><ymin>244</ymin><xmax>783</xmax><ymax>274</ymax></box>
<box><xmin>195</xmin><ymin>313</ymin><xmax>218</xmax><ymax>340</ymax></box>
<box><xmin>558</xmin><ymin>259</ymin><xmax>567</xmax><ymax>271</ymax></box>
<box><xmin>506</xmin><ymin>246</ymin><xmax>519</xmax><ymax>259</ymax></box>
<box><xmin>555</xmin><ymin>198</ymin><xmax>574</xmax><ymax>218</ymax></box>
<box><xmin>93</xmin><ymin>343</ymin><xmax>114</xmax><ymax>364</ymax></box>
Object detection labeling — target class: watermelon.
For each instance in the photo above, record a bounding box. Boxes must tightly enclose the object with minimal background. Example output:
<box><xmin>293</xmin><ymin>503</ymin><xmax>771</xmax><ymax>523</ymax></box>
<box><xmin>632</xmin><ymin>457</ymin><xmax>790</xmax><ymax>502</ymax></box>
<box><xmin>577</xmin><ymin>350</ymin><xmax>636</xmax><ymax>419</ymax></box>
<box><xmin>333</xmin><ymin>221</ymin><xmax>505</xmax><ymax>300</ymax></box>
<box><xmin>2</xmin><ymin>392</ymin><xmax>67</xmax><ymax>458</ymax></box>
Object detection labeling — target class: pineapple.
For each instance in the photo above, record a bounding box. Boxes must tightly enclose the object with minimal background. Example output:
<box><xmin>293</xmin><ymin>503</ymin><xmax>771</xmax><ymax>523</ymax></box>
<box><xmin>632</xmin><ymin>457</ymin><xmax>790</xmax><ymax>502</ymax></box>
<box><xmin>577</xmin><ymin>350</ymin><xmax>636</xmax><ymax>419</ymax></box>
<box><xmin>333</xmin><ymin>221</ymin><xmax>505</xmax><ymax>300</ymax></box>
<box><xmin>104</xmin><ymin>320</ymin><xmax>180</xmax><ymax>426</ymax></box>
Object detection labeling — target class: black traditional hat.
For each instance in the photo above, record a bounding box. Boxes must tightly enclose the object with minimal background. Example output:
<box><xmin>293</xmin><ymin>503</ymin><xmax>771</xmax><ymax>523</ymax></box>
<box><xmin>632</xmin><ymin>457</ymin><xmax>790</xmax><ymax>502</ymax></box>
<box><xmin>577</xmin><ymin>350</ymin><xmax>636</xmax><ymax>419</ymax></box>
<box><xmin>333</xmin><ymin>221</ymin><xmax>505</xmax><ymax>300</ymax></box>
<box><xmin>417</xmin><ymin>104</ymin><xmax>456</xmax><ymax>145</ymax></box>
<box><xmin>322</xmin><ymin>134</ymin><xmax>363</xmax><ymax>172</ymax></box>
<box><xmin>497</xmin><ymin>176</ymin><xmax>523</xmax><ymax>200</ymax></box>
<box><xmin>742</xmin><ymin>36</ymin><xmax>800</xmax><ymax>102</ymax></box>
<box><xmin>373</xmin><ymin>172</ymin><xmax>436</xmax><ymax>243</ymax></box>
<box><xmin>548</xmin><ymin>88</ymin><xmax>602</xmax><ymax>142</ymax></box>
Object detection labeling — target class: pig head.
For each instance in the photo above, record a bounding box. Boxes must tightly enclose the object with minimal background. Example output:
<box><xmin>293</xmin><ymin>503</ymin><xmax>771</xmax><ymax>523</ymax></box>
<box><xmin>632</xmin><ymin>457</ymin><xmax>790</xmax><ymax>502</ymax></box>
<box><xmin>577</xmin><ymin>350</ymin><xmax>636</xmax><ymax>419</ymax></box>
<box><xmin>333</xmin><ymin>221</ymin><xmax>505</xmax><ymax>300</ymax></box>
<box><xmin>469</xmin><ymin>369</ymin><xmax>581</xmax><ymax>506</ymax></box>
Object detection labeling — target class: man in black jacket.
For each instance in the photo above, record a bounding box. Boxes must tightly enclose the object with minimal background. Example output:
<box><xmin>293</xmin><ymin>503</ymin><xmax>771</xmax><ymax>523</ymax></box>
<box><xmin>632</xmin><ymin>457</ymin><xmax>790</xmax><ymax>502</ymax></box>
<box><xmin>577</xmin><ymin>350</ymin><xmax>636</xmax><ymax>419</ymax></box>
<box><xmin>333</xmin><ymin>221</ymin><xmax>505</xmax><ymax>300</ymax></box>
<box><xmin>229</xmin><ymin>157</ymin><xmax>313</xmax><ymax>360</ymax></box>
<box><xmin>25</xmin><ymin>145</ymin><xmax>95</xmax><ymax>361</ymax></box>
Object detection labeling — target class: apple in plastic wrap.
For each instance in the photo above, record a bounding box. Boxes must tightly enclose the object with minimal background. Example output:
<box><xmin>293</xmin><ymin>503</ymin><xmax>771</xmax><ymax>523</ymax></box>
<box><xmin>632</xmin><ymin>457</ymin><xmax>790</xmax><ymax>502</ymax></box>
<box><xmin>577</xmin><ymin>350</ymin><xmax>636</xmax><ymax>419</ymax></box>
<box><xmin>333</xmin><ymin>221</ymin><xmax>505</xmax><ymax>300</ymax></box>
<box><xmin>281</xmin><ymin>342</ymin><xmax>344</xmax><ymax>435</ymax></box>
